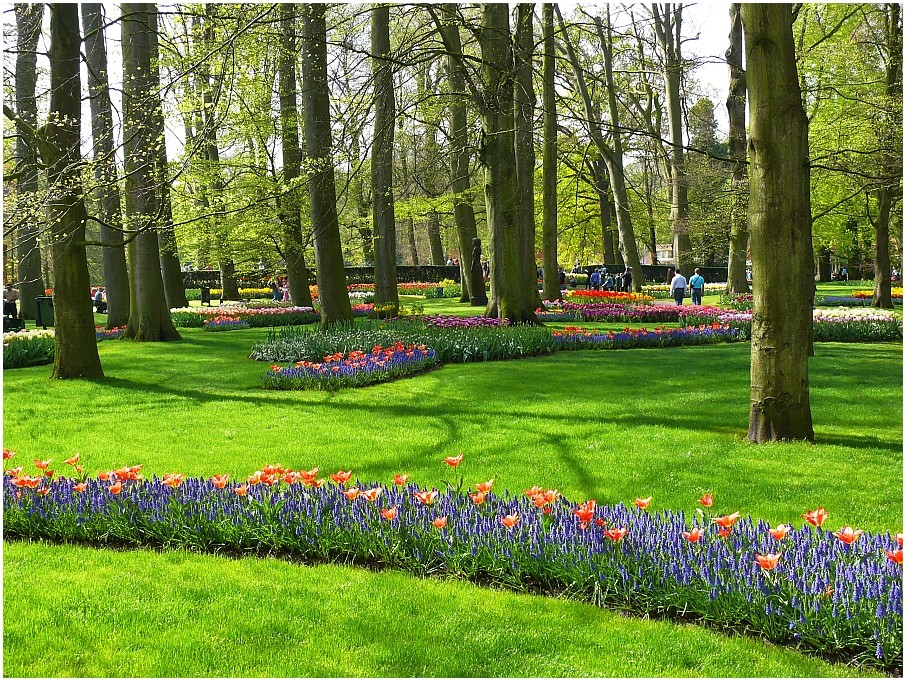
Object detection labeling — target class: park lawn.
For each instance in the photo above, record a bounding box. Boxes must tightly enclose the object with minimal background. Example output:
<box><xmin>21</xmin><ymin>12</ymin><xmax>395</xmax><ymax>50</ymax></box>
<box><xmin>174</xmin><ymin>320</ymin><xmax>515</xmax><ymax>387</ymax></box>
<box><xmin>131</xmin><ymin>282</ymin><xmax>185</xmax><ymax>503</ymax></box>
<box><xmin>3</xmin><ymin>305</ymin><xmax>902</xmax><ymax>677</ymax></box>
<box><xmin>3</xmin><ymin>540</ymin><xmax>878</xmax><ymax>678</ymax></box>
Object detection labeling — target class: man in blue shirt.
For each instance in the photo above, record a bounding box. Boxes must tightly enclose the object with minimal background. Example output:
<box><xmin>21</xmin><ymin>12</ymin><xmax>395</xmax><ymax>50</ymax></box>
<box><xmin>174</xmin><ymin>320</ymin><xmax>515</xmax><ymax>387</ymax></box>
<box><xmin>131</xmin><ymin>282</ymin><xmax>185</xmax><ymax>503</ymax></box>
<box><xmin>689</xmin><ymin>268</ymin><xmax>705</xmax><ymax>305</ymax></box>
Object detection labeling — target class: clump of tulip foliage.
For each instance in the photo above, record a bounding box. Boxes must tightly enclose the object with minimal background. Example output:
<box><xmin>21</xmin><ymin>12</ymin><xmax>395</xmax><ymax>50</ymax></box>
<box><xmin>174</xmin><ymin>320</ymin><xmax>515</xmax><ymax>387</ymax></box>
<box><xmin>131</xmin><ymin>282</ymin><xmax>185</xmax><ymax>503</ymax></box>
<box><xmin>3</xmin><ymin>449</ymin><xmax>901</xmax><ymax>672</ymax></box>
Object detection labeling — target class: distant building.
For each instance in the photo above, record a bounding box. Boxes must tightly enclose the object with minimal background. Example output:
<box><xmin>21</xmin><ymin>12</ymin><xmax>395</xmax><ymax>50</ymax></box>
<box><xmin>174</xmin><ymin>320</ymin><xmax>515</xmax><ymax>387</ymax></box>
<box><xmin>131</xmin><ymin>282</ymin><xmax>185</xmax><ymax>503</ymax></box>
<box><xmin>640</xmin><ymin>244</ymin><xmax>674</xmax><ymax>265</ymax></box>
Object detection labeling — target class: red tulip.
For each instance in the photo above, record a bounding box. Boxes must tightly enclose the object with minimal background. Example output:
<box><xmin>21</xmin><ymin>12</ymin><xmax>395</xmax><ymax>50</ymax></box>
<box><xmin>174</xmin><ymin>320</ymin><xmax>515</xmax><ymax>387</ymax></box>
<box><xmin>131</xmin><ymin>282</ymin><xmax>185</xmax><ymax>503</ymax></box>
<box><xmin>330</xmin><ymin>470</ymin><xmax>352</xmax><ymax>485</ymax></box>
<box><xmin>43</xmin><ymin>469</ymin><xmax>55</xmax><ymax>478</ymax></box>
<box><xmin>682</xmin><ymin>527</ymin><xmax>705</xmax><ymax>543</ymax></box>
<box><xmin>432</xmin><ymin>516</ymin><xmax>448</xmax><ymax>529</ymax></box>
<box><xmin>342</xmin><ymin>487</ymin><xmax>360</xmax><ymax>500</ymax></box>
<box><xmin>501</xmin><ymin>513</ymin><xmax>519</xmax><ymax>529</ymax></box>
<box><xmin>634</xmin><ymin>496</ymin><xmax>651</xmax><ymax>510</ymax></box>
<box><xmin>594</xmin><ymin>518</ymin><xmax>607</xmax><ymax>527</ymax></box>
<box><xmin>73</xmin><ymin>482</ymin><xmax>88</xmax><ymax>493</ymax></box>
<box><xmin>2</xmin><ymin>449</ymin><xmax>15</xmax><ymax>460</ymax></box>
<box><xmin>603</xmin><ymin>527</ymin><xmax>627</xmax><ymax>542</ymax></box>
<box><xmin>234</xmin><ymin>484</ymin><xmax>248</xmax><ymax>496</ymax></box>
<box><xmin>712</xmin><ymin>512</ymin><xmax>741</xmax><ymax>529</ymax></box>
<box><xmin>802</xmin><ymin>507</ymin><xmax>828</xmax><ymax>527</ymax></box>
<box><xmin>413</xmin><ymin>489</ymin><xmax>438</xmax><ymax>505</ymax></box>
<box><xmin>474</xmin><ymin>480</ymin><xmax>494</xmax><ymax>494</ymax></box>
<box><xmin>37</xmin><ymin>487</ymin><xmax>50</xmax><ymax>496</ymax></box>
<box><xmin>63</xmin><ymin>454</ymin><xmax>80</xmax><ymax>466</ymax></box>
<box><xmin>698</xmin><ymin>493</ymin><xmax>713</xmax><ymax>508</ymax></box>
<box><xmin>755</xmin><ymin>552</ymin><xmax>781</xmax><ymax>570</ymax></box>
<box><xmin>210</xmin><ymin>474</ymin><xmax>230</xmax><ymax>489</ymax></box>
<box><xmin>769</xmin><ymin>524</ymin><xmax>791</xmax><ymax>540</ymax></box>
<box><xmin>717</xmin><ymin>527</ymin><xmax>732</xmax><ymax>538</ymax></box>
<box><xmin>469</xmin><ymin>491</ymin><xmax>486</xmax><ymax>505</ymax></box>
<box><xmin>442</xmin><ymin>454</ymin><xmax>464</xmax><ymax>467</ymax></box>
<box><xmin>573</xmin><ymin>507</ymin><xmax>594</xmax><ymax>524</ymax></box>
<box><xmin>381</xmin><ymin>506</ymin><xmax>398</xmax><ymax>521</ymax></box>
<box><xmin>832</xmin><ymin>526</ymin><xmax>863</xmax><ymax>545</ymax></box>
<box><xmin>886</xmin><ymin>549</ymin><xmax>903</xmax><ymax>565</ymax></box>
<box><xmin>34</xmin><ymin>459</ymin><xmax>51</xmax><ymax>470</ymax></box>
<box><xmin>6</xmin><ymin>466</ymin><xmax>22</xmax><ymax>478</ymax></box>
<box><xmin>393</xmin><ymin>473</ymin><xmax>409</xmax><ymax>486</ymax></box>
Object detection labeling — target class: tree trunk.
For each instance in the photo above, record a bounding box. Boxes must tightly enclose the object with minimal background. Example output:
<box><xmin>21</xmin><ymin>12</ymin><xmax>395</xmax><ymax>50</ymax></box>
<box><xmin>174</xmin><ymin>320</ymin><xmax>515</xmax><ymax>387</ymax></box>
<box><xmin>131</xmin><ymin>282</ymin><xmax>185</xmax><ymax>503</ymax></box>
<box><xmin>37</xmin><ymin>4</ymin><xmax>104</xmax><ymax>378</ymax></box>
<box><xmin>14</xmin><ymin>3</ymin><xmax>45</xmax><ymax>321</ymax></box>
<box><xmin>406</xmin><ymin>218</ymin><xmax>419</xmax><ymax>265</ymax></box>
<box><xmin>480</xmin><ymin>5</ymin><xmax>538</xmax><ymax>324</ymax></box>
<box><xmin>149</xmin><ymin>8</ymin><xmax>188</xmax><ymax>310</ymax></box>
<box><xmin>371</xmin><ymin>4</ymin><xmax>399</xmax><ymax>311</ymax></box>
<box><xmin>541</xmin><ymin>4</ymin><xmax>560</xmax><ymax>302</ymax></box>
<box><xmin>742</xmin><ymin>3</ymin><xmax>813</xmax><ymax>442</ymax></box>
<box><xmin>726</xmin><ymin>3</ymin><xmax>750</xmax><ymax>294</ymax></box>
<box><xmin>122</xmin><ymin>2</ymin><xmax>181</xmax><ymax>342</ymax></box>
<box><xmin>426</xmin><ymin>212</ymin><xmax>445</xmax><ymax>266</ymax></box>
<box><xmin>592</xmin><ymin>159</ymin><xmax>616</xmax><ymax>265</ymax></box>
<box><xmin>653</xmin><ymin>4</ymin><xmax>691</xmax><ymax>275</ymax></box>
<box><xmin>514</xmin><ymin>4</ymin><xmax>542</xmax><ymax>311</ymax></box>
<box><xmin>278</xmin><ymin>3</ymin><xmax>313</xmax><ymax>308</ymax></box>
<box><xmin>817</xmin><ymin>245</ymin><xmax>832</xmax><ymax>282</ymax></box>
<box><xmin>440</xmin><ymin>4</ymin><xmax>479</xmax><ymax>302</ymax></box>
<box><xmin>350</xmin><ymin>130</ymin><xmax>374</xmax><ymax>264</ymax></box>
<box><xmin>299</xmin><ymin>4</ymin><xmax>353</xmax><ymax>326</ymax></box>
<box><xmin>872</xmin><ymin>2</ymin><xmax>901</xmax><ymax>309</ymax></box>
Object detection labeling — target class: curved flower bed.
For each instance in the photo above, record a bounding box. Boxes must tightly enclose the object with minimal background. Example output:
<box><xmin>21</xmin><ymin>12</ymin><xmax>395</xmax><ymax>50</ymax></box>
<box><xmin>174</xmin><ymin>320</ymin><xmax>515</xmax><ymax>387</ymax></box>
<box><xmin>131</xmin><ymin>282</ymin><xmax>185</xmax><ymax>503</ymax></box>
<box><xmin>421</xmin><ymin>315</ymin><xmax>507</xmax><ymax>328</ymax></box>
<box><xmin>170</xmin><ymin>305</ymin><xmax>319</xmax><ymax>328</ymax></box>
<box><xmin>202</xmin><ymin>316</ymin><xmax>250</xmax><ymax>332</ymax></box>
<box><xmin>4</xmin><ymin>327</ymin><xmax>124</xmax><ymax>369</ymax></box>
<box><xmin>265</xmin><ymin>342</ymin><xmax>437</xmax><ymax>389</ymax></box>
<box><xmin>3</xmin><ymin>459</ymin><xmax>900</xmax><ymax>671</ymax></box>
<box><xmin>551</xmin><ymin>324</ymin><xmax>743</xmax><ymax>349</ymax></box>
<box><xmin>715</xmin><ymin>308</ymin><xmax>902</xmax><ymax>342</ymax></box>
<box><xmin>567</xmin><ymin>290</ymin><xmax>654</xmax><ymax>304</ymax></box>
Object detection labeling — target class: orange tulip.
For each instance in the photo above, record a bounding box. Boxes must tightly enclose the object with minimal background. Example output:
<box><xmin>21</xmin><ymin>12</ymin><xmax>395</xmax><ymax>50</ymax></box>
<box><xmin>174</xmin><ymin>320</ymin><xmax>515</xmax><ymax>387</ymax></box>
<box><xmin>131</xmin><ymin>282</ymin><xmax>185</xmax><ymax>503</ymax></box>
<box><xmin>393</xmin><ymin>473</ymin><xmax>409</xmax><ymax>486</ymax></box>
<box><xmin>530</xmin><ymin>494</ymin><xmax>547</xmax><ymax>509</ymax></box>
<box><xmin>75</xmin><ymin>465</ymin><xmax>84</xmax><ymax>475</ymax></box>
<box><xmin>162</xmin><ymin>473</ymin><xmax>184</xmax><ymax>488</ymax></box>
<box><xmin>73</xmin><ymin>482</ymin><xmax>88</xmax><ymax>493</ymax></box>
<box><xmin>717</xmin><ymin>527</ymin><xmax>732</xmax><ymax>538</ymax></box>
<box><xmin>474</xmin><ymin>480</ymin><xmax>494</xmax><ymax>494</ymax></box>
<box><xmin>432</xmin><ymin>516</ymin><xmax>448</xmax><ymax>529</ymax></box>
<box><xmin>897</xmin><ymin>533</ymin><xmax>903</xmax><ymax>548</ymax></box>
<box><xmin>470</xmin><ymin>491</ymin><xmax>486</xmax><ymax>505</ymax></box>
<box><xmin>128</xmin><ymin>464</ymin><xmax>143</xmax><ymax>474</ymax></box>
<box><xmin>754</xmin><ymin>552</ymin><xmax>781</xmax><ymax>570</ymax></box>
<box><xmin>330</xmin><ymin>471</ymin><xmax>353</xmax><ymax>485</ymax></box>
<box><xmin>769</xmin><ymin>524</ymin><xmax>791</xmax><ymax>540</ymax></box>
<box><xmin>98</xmin><ymin>470</ymin><xmax>112</xmax><ymax>481</ymax></box>
<box><xmin>43</xmin><ymin>469</ymin><xmax>55</xmax><ymax>478</ymax></box>
<box><xmin>210</xmin><ymin>474</ymin><xmax>230</xmax><ymax>489</ymax></box>
<box><xmin>413</xmin><ymin>489</ymin><xmax>438</xmax><ymax>505</ymax></box>
<box><xmin>37</xmin><ymin>487</ymin><xmax>50</xmax><ymax>496</ymax></box>
<box><xmin>63</xmin><ymin>454</ymin><xmax>80</xmax><ymax>466</ymax></box>
<box><xmin>362</xmin><ymin>487</ymin><xmax>383</xmax><ymax>502</ymax></box>
<box><xmin>886</xmin><ymin>549</ymin><xmax>903</xmax><ymax>565</ymax></box>
<box><xmin>542</xmin><ymin>507</ymin><xmax>553</xmax><ymax>515</ymax></box>
<box><xmin>634</xmin><ymin>496</ymin><xmax>652</xmax><ymax>510</ymax></box>
<box><xmin>543</xmin><ymin>489</ymin><xmax>561</xmax><ymax>503</ymax></box>
<box><xmin>234</xmin><ymin>484</ymin><xmax>248</xmax><ymax>496</ymax></box>
<box><xmin>712</xmin><ymin>512</ymin><xmax>741</xmax><ymax>529</ymax></box>
<box><xmin>247</xmin><ymin>471</ymin><xmax>263</xmax><ymax>485</ymax></box>
<box><xmin>501</xmin><ymin>513</ymin><xmax>519</xmax><ymax>529</ymax></box>
<box><xmin>381</xmin><ymin>506</ymin><xmax>398</xmax><ymax>521</ymax></box>
<box><xmin>262</xmin><ymin>464</ymin><xmax>282</xmax><ymax>476</ymax></box>
<box><xmin>832</xmin><ymin>526</ymin><xmax>863</xmax><ymax>545</ymax></box>
<box><xmin>682</xmin><ymin>527</ymin><xmax>705</xmax><ymax>543</ymax></box>
<box><xmin>603</xmin><ymin>527</ymin><xmax>627</xmax><ymax>542</ymax></box>
<box><xmin>442</xmin><ymin>454</ymin><xmax>464</xmax><ymax>467</ymax></box>
<box><xmin>594</xmin><ymin>518</ymin><xmax>607</xmax><ymax>527</ymax></box>
<box><xmin>6</xmin><ymin>467</ymin><xmax>23</xmax><ymax>479</ymax></box>
<box><xmin>300</xmin><ymin>467</ymin><xmax>319</xmax><ymax>482</ymax></box>
<box><xmin>2</xmin><ymin>449</ymin><xmax>15</xmax><ymax>460</ymax></box>
<box><xmin>342</xmin><ymin>487</ymin><xmax>361</xmax><ymax>500</ymax></box>
<box><xmin>34</xmin><ymin>459</ymin><xmax>51</xmax><ymax>470</ymax></box>
<box><xmin>698</xmin><ymin>493</ymin><xmax>713</xmax><ymax>508</ymax></box>
<box><xmin>573</xmin><ymin>507</ymin><xmax>594</xmax><ymax>524</ymax></box>
<box><xmin>108</xmin><ymin>482</ymin><xmax>122</xmax><ymax>495</ymax></box>
<box><xmin>802</xmin><ymin>507</ymin><xmax>828</xmax><ymax>527</ymax></box>
<box><xmin>524</xmin><ymin>485</ymin><xmax>543</xmax><ymax>497</ymax></box>
<box><xmin>21</xmin><ymin>476</ymin><xmax>41</xmax><ymax>489</ymax></box>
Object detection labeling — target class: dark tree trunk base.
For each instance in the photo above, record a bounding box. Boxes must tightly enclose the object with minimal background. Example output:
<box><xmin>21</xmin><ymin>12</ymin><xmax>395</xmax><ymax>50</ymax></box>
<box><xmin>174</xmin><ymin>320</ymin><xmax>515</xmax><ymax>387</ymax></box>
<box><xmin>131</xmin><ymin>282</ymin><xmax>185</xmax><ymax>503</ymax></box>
<box><xmin>747</xmin><ymin>399</ymin><xmax>814</xmax><ymax>443</ymax></box>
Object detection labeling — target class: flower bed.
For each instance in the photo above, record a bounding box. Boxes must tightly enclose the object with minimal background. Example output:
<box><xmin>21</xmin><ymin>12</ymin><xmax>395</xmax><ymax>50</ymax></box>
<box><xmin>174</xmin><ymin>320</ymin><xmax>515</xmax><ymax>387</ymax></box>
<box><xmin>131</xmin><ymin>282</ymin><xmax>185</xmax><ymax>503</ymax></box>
<box><xmin>202</xmin><ymin>316</ymin><xmax>250</xmax><ymax>332</ymax></box>
<box><xmin>852</xmin><ymin>288</ymin><xmax>903</xmax><ymax>300</ymax></box>
<box><xmin>4</xmin><ymin>327</ymin><xmax>124</xmax><ymax>369</ymax></box>
<box><xmin>170</xmin><ymin>306</ymin><xmax>319</xmax><ymax>328</ymax></box>
<box><xmin>567</xmin><ymin>290</ymin><xmax>654</xmax><ymax>304</ymax></box>
<box><xmin>265</xmin><ymin>342</ymin><xmax>437</xmax><ymax>390</ymax></box>
<box><xmin>95</xmin><ymin>326</ymin><xmax>126</xmax><ymax>341</ymax></box>
<box><xmin>644</xmin><ymin>283</ymin><xmax>727</xmax><ymax>299</ymax></box>
<box><xmin>421</xmin><ymin>315</ymin><xmax>507</xmax><ymax>328</ymax></box>
<box><xmin>713</xmin><ymin>309</ymin><xmax>902</xmax><ymax>342</ymax></box>
<box><xmin>3</xmin><ymin>459</ymin><xmax>900</xmax><ymax>671</ymax></box>
<box><xmin>551</xmin><ymin>324</ymin><xmax>744</xmax><ymax>350</ymax></box>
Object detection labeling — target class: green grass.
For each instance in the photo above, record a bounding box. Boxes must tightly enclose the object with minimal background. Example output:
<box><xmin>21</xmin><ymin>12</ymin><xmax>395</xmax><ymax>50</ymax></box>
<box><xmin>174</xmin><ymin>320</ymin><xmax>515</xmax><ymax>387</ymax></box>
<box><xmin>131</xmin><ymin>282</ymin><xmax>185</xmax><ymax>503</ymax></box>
<box><xmin>3</xmin><ymin>303</ymin><xmax>902</xmax><ymax>677</ymax></box>
<box><xmin>4</xmin><ymin>541</ymin><xmax>877</xmax><ymax>678</ymax></box>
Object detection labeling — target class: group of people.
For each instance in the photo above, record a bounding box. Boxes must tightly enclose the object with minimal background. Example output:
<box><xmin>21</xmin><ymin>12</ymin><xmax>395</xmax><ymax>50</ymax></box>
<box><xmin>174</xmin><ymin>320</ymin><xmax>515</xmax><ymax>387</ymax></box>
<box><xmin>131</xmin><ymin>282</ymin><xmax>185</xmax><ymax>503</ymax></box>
<box><xmin>587</xmin><ymin>267</ymin><xmax>633</xmax><ymax>292</ymax></box>
<box><xmin>91</xmin><ymin>287</ymin><xmax>107</xmax><ymax>313</ymax></box>
<box><xmin>668</xmin><ymin>268</ymin><xmax>706</xmax><ymax>306</ymax></box>
<box><xmin>269</xmin><ymin>278</ymin><xmax>291</xmax><ymax>303</ymax></box>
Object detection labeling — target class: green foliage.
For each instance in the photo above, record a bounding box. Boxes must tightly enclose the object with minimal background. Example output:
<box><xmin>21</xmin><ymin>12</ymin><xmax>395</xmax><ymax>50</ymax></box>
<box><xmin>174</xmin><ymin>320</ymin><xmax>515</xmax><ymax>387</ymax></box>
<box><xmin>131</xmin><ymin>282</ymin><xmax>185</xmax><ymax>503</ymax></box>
<box><xmin>2</xmin><ymin>331</ymin><xmax>55</xmax><ymax>369</ymax></box>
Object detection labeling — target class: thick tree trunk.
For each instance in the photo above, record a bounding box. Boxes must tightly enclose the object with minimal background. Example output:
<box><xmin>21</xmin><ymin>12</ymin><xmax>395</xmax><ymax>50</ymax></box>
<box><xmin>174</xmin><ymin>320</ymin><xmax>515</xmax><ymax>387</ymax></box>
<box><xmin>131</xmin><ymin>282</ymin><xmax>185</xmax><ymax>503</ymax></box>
<box><xmin>149</xmin><ymin>8</ymin><xmax>188</xmax><ymax>310</ymax></box>
<box><xmin>742</xmin><ymin>3</ymin><xmax>814</xmax><ymax>442</ymax></box>
<box><xmin>122</xmin><ymin>2</ymin><xmax>181</xmax><ymax>342</ymax></box>
<box><xmin>653</xmin><ymin>4</ymin><xmax>691</xmax><ymax>275</ymax></box>
<box><xmin>426</xmin><ymin>212</ymin><xmax>445</xmax><ymax>266</ymax></box>
<box><xmin>480</xmin><ymin>5</ymin><xmax>538</xmax><ymax>324</ymax></box>
<box><xmin>541</xmin><ymin>4</ymin><xmax>560</xmax><ymax>302</ymax></box>
<box><xmin>14</xmin><ymin>3</ymin><xmax>45</xmax><ymax>321</ymax></box>
<box><xmin>725</xmin><ymin>3</ymin><xmax>750</xmax><ymax>294</ymax></box>
<box><xmin>371</xmin><ymin>4</ymin><xmax>399</xmax><ymax>311</ymax></box>
<box><xmin>514</xmin><ymin>4</ymin><xmax>543</xmax><ymax>311</ymax></box>
<box><xmin>817</xmin><ymin>245</ymin><xmax>832</xmax><ymax>282</ymax></box>
<box><xmin>300</xmin><ymin>4</ymin><xmax>353</xmax><ymax>326</ymax></box>
<box><xmin>441</xmin><ymin>5</ymin><xmax>479</xmax><ymax>303</ymax></box>
<box><xmin>592</xmin><ymin>160</ymin><xmax>616</xmax><ymax>265</ymax></box>
<box><xmin>37</xmin><ymin>4</ymin><xmax>104</xmax><ymax>379</ymax></box>
<box><xmin>82</xmin><ymin>3</ymin><xmax>131</xmax><ymax>327</ymax></box>
<box><xmin>406</xmin><ymin>218</ymin><xmax>419</xmax><ymax>265</ymax></box>
<box><xmin>872</xmin><ymin>2</ymin><xmax>901</xmax><ymax>309</ymax></box>
<box><xmin>278</xmin><ymin>3</ymin><xmax>313</xmax><ymax>308</ymax></box>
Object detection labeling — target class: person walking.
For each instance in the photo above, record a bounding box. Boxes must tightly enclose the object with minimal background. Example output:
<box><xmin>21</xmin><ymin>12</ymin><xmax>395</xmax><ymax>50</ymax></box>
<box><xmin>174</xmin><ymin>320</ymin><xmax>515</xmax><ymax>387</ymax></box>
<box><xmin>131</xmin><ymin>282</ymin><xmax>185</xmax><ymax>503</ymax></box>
<box><xmin>590</xmin><ymin>268</ymin><xmax>601</xmax><ymax>291</ymax></box>
<box><xmin>689</xmin><ymin>268</ymin><xmax>705</xmax><ymax>306</ymax></box>
<box><xmin>670</xmin><ymin>270</ymin><xmax>687</xmax><ymax>305</ymax></box>
<box><xmin>623</xmin><ymin>267</ymin><xmax>633</xmax><ymax>292</ymax></box>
